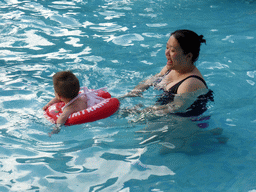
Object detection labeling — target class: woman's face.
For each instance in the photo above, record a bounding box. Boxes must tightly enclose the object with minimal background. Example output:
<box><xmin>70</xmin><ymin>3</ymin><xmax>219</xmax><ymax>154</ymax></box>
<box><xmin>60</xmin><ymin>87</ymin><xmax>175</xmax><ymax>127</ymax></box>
<box><xmin>165</xmin><ymin>35</ymin><xmax>190</xmax><ymax>70</ymax></box>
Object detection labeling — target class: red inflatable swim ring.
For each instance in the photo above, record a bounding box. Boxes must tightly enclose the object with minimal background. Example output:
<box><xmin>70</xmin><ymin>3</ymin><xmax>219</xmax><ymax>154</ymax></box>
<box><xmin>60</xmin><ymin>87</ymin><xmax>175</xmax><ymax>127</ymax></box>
<box><xmin>44</xmin><ymin>89</ymin><xmax>120</xmax><ymax>126</ymax></box>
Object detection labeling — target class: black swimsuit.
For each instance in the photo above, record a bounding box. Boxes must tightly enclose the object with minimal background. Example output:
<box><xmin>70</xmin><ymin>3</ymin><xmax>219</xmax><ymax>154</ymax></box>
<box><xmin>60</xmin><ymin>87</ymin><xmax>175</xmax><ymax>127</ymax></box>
<box><xmin>155</xmin><ymin>75</ymin><xmax>214</xmax><ymax>117</ymax></box>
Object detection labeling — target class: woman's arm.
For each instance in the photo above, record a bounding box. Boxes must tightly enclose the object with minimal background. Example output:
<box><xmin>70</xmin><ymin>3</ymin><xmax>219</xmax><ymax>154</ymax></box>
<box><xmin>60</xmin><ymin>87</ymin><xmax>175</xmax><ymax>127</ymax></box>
<box><xmin>141</xmin><ymin>102</ymin><xmax>181</xmax><ymax>116</ymax></box>
<box><xmin>120</xmin><ymin>73</ymin><xmax>162</xmax><ymax>99</ymax></box>
<box><xmin>141</xmin><ymin>88</ymin><xmax>209</xmax><ymax>116</ymax></box>
<box><xmin>120</xmin><ymin>65</ymin><xmax>169</xmax><ymax>99</ymax></box>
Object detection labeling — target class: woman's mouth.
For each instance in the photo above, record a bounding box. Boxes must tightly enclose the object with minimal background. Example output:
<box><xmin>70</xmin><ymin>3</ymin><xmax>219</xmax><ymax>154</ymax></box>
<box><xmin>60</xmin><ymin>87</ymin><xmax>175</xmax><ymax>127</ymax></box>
<box><xmin>167</xmin><ymin>59</ymin><xmax>172</xmax><ymax>65</ymax></box>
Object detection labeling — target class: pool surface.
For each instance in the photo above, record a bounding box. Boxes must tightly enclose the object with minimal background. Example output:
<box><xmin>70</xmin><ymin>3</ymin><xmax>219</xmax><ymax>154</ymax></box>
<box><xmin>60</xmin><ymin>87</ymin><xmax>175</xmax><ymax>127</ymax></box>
<box><xmin>1</xmin><ymin>0</ymin><xmax>256</xmax><ymax>191</ymax></box>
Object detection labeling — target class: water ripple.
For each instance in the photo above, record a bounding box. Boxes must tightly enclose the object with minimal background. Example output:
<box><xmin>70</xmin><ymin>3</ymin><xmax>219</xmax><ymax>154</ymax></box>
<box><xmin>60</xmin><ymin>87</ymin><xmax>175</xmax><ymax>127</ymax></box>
<box><xmin>112</xmin><ymin>33</ymin><xmax>144</xmax><ymax>46</ymax></box>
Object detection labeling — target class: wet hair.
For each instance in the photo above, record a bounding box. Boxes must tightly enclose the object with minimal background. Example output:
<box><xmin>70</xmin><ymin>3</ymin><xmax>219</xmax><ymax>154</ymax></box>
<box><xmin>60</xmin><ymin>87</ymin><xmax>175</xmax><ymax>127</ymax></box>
<box><xmin>53</xmin><ymin>71</ymin><xmax>80</xmax><ymax>99</ymax></box>
<box><xmin>171</xmin><ymin>29</ymin><xmax>206</xmax><ymax>63</ymax></box>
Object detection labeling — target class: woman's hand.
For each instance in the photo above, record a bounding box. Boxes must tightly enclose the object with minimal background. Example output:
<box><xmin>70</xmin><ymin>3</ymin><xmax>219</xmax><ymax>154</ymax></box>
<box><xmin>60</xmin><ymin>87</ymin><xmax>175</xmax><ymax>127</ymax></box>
<box><xmin>142</xmin><ymin>105</ymin><xmax>169</xmax><ymax>116</ymax></box>
<box><xmin>118</xmin><ymin>90</ymin><xmax>143</xmax><ymax>99</ymax></box>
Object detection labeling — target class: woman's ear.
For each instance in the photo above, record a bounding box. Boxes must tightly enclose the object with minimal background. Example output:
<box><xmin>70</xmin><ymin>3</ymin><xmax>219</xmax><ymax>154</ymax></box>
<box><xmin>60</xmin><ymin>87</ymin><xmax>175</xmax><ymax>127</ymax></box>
<box><xmin>186</xmin><ymin>53</ymin><xmax>193</xmax><ymax>62</ymax></box>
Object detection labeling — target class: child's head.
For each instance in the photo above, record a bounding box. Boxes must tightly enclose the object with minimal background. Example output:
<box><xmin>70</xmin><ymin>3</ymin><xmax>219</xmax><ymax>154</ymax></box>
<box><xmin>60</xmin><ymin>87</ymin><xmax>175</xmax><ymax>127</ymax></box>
<box><xmin>53</xmin><ymin>71</ymin><xmax>80</xmax><ymax>100</ymax></box>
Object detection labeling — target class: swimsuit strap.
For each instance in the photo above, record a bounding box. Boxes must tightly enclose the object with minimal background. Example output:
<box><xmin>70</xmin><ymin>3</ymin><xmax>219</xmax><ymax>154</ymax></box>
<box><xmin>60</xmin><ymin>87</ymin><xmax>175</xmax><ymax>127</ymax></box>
<box><xmin>153</xmin><ymin>69</ymin><xmax>172</xmax><ymax>87</ymax></box>
<box><xmin>160</xmin><ymin>69</ymin><xmax>172</xmax><ymax>80</ymax></box>
<box><xmin>164</xmin><ymin>69</ymin><xmax>171</xmax><ymax>76</ymax></box>
<box><xmin>62</xmin><ymin>87</ymin><xmax>107</xmax><ymax>111</ymax></box>
<box><xmin>169</xmin><ymin>75</ymin><xmax>208</xmax><ymax>94</ymax></box>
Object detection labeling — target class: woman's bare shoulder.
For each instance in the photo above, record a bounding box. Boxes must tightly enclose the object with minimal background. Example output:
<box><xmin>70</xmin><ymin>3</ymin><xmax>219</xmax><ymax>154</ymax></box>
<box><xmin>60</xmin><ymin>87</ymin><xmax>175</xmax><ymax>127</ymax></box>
<box><xmin>177</xmin><ymin>77</ymin><xmax>207</xmax><ymax>94</ymax></box>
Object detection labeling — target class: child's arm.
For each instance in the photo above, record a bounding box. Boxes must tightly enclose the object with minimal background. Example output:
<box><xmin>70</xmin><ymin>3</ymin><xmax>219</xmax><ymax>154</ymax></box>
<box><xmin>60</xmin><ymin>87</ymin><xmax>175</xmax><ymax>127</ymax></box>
<box><xmin>43</xmin><ymin>97</ymin><xmax>61</xmax><ymax>111</ymax></box>
<box><xmin>48</xmin><ymin>108</ymin><xmax>72</xmax><ymax>137</ymax></box>
<box><xmin>56</xmin><ymin>107</ymin><xmax>73</xmax><ymax>125</ymax></box>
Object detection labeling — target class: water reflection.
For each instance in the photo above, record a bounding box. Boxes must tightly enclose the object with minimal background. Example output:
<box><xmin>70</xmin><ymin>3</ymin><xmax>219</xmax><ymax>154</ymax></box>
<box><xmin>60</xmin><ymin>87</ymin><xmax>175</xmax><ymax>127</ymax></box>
<box><xmin>137</xmin><ymin>116</ymin><xmax>228</xmax><ymax>155</ymax></box>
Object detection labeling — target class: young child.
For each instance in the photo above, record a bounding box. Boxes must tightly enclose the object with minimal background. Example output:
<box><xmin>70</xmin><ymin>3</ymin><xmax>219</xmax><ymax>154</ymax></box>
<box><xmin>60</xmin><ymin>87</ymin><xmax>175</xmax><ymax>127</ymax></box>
<box><xmin>44</xmin><ymin>71</ymin><xmax>108</xmax><ymax>136</ymax></box>
<box><xmin>43</xmin><ymin>71</ymin><xmax>88</xmax><ymax>132</ymax></box>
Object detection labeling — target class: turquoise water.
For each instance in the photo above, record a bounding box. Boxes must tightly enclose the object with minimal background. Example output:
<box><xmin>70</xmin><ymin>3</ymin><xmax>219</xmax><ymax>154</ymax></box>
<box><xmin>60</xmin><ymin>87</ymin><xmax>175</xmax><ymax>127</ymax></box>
<box><xmin>1</xmin><ymin>0</ymin><xmax>256</xmax><ymax>191</ymax></box>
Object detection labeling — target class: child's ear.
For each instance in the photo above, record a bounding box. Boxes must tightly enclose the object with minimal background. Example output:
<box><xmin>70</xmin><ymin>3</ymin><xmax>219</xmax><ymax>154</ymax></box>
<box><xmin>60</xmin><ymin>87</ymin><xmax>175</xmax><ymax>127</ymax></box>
<box><xmin>55</xmin><ymin>91</ymin><xmax>61</xmax><ymax>100</ymax></box>
<box><xmin>58</xmin><ymin>95</ymin><xmax>62</xmax><ymax>100</ymax></box>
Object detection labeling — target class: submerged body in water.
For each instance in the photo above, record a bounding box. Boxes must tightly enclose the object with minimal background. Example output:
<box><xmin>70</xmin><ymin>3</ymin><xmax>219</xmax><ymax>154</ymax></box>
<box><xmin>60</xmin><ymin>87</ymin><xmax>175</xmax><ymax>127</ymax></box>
<box><xmin>119</xmin><ymin>87</ymin><xmax>214</xmax><ymax>122</ymax></box>
<box><xmin>136</xmin><ymin>116</ymin><xmax>228</xmax><ymax>155</ymax></box>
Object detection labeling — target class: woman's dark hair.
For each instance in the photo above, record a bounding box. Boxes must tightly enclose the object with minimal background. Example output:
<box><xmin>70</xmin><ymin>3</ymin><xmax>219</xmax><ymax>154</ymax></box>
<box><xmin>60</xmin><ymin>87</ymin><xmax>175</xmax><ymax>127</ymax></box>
<box><xmin>171</xmin><ymin>29</ymin><xmax>206</xmax><ymax>63</ymax></box>
<box><xmin>53</xmin><ymin>71</ymin><xmax>80</xmax><ymax>99</ymax></box>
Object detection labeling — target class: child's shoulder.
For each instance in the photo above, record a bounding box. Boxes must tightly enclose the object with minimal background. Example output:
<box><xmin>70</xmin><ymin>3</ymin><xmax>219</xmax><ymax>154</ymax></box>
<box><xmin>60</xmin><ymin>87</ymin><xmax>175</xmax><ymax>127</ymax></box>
<box><xmin>79</xmin><ymin>95</ymin><xmax>88</xmax><ymax>103</ymax></box>
<box><xmin>73</xmin><ymin>96</ymin><xmax>88</xmax><ymax>111</ymax></box>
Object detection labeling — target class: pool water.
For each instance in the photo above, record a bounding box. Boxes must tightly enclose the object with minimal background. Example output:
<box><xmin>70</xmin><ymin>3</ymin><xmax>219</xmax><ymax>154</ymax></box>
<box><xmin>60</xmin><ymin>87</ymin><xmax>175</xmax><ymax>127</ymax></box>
<box><xmin>1</xmin><ymin>0</ymin><xmax>256</xmax><ymax>191</ymax></box>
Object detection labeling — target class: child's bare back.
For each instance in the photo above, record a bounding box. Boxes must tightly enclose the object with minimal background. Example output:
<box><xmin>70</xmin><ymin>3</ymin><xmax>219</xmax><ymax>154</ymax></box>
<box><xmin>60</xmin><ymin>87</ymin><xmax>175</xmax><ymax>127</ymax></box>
<box><xmin>57</xmin><ymin>95</ymin><xmax>88</xmax><ymax>125</ymax></box>
<box><xmin>66</xmin><ymin>95</ymin><xmax>88</xmax><ymax>114</ymax></box>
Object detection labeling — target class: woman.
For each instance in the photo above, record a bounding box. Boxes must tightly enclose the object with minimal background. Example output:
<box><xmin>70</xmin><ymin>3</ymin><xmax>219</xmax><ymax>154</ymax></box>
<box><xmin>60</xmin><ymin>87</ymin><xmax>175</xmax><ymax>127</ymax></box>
<box><xmin>121</xmin><ymin>29</ymin><xmax>213</xmax><ymax>117</ymax></box>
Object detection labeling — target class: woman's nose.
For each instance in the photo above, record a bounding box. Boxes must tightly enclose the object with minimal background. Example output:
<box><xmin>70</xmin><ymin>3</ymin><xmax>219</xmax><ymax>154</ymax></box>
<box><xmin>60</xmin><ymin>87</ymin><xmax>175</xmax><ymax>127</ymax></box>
<box><xmin>165</xmin><ymin>49</ymin><xmax>169</xmax><ymax>56</ymax></box>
